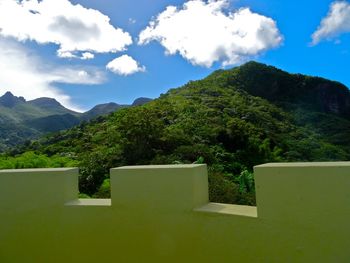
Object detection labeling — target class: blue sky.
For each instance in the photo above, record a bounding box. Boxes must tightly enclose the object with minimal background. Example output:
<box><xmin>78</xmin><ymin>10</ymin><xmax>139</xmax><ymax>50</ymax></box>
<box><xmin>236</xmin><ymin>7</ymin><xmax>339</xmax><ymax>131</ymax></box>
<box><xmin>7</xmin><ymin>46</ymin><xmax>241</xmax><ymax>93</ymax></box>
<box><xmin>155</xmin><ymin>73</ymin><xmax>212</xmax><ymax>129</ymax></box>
<box><xmin>0</xmin><ymin>0</ymin><xmax>349</xmax><ymax>111</ymax></box>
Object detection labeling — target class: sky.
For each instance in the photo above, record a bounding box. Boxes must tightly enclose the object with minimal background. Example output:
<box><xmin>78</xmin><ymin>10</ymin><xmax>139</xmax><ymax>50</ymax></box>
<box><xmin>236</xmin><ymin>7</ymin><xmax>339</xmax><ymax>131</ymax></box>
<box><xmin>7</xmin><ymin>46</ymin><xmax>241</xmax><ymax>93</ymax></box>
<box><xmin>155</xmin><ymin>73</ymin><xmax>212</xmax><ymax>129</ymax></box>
<box><xmin>0</xmin><ymin>0</ymin><xmax>350</xmax><ymax>112</ymax></box>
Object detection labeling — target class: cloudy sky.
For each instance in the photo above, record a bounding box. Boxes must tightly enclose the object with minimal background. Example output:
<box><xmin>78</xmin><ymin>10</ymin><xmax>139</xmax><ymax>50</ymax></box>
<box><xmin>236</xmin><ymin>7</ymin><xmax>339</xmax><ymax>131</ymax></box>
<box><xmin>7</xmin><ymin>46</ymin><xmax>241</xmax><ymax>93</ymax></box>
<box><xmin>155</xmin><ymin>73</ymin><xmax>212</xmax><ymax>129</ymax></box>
<box><xmin>0</xmin><ymin>0</ymin><xmax>349</xmax><ymax>111</ymax></box>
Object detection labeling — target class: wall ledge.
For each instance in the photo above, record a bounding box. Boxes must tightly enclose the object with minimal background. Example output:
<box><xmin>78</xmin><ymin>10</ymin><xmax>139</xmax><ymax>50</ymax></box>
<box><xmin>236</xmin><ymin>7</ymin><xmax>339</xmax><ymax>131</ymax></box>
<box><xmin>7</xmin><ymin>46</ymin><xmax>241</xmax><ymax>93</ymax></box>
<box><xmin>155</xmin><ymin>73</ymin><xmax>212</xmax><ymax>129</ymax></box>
<box><xmin>255</xmin><ymin>162</ymin><xmax>350</xmax><ymax>168</ymax></box>
<box><xmin>0</xmin><ymin>167</ymin><xmax>78</xmax><ymax>173</ymax></box>
<box><xmin>194</xmin><ymin>203</ymin><xmax>257</xmax><ymax>218</ymax></box>
<box><xmin>65</xmin><ymin>199</ymin><xmax>111</xmax><ymax>207</ymax></box>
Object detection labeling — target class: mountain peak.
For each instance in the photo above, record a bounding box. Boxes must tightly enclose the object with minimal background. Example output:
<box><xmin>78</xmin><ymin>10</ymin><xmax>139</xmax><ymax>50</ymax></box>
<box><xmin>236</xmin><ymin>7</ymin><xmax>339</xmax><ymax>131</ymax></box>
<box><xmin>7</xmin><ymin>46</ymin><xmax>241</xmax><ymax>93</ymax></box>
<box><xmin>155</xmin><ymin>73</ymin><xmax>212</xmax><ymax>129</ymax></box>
<box><xmin>3</xmin><ymin>91</ymin><xmax>14</xmax><ymax>97</ymax></box>
<box><xmin>132</xmin><ymin>97</ymin><xmax>153</xmax><ymax>106</ymax></box>
<box><xmin>241</xmin><ymin>60</ymin><xmax>265</xmax><ymax>67</ymax></box>
<box><xmin>29</xmin><ymin>97</ymin><xmax>62</xmax><ymax>108</ymax></box>
<box><xmin>208</xmin><ymin>61</ymin><xmax>350</xmax><ymax>118</ymax></box>
<box><xmin>82</xmin><ymin>102</ymin><xmax>127</xmax><ymax>120</ymax></box>
<box><xmin>0</xmin><ymin>91</ymin><xmax>26</xmax><ymax>107</ymax></box>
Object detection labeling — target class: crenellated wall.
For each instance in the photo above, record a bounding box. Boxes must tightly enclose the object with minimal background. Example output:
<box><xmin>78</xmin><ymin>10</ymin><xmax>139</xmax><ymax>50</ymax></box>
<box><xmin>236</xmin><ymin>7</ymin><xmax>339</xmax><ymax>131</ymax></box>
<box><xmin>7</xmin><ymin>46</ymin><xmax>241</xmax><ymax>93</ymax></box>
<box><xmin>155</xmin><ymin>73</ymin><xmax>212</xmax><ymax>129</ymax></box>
<box><xmin>0</xmin><ymin>163</ymin><xmax>350</xmax><ymax>262</ymax></box>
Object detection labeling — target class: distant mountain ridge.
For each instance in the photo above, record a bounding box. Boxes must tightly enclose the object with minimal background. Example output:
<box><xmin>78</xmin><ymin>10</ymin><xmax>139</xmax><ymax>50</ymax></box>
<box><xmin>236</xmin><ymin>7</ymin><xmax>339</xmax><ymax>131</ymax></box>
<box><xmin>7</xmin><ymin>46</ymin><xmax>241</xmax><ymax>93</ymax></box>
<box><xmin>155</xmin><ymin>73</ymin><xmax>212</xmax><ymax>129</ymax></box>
<box><xmin>0</xmin><ymin>92</ymin><xmax>152</xmax><ymax>151</ymax></box>
<box><xmin>28</xmin><ymin>97</ymin><xmax>76</xmax><ymax>114</ymax></box>
<box><xmin>81</xmin><ymin>102</ymin><xmax>128</xmax><ymax>121</ymax></box>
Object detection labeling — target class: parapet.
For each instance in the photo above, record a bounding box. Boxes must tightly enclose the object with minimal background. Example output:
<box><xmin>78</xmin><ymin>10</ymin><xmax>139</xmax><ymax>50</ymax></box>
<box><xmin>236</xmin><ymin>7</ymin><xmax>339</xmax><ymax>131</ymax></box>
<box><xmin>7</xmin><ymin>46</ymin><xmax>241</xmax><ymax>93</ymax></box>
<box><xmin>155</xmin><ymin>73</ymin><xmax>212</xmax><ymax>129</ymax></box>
<box><xmin>254</xmin><ymin>162</ymin><xmax>350</xmax><ymax>220</ymax></box>
<box><xmin>110</xmin><ymin>164</ymin><xmax>209</xmax><ymax>211</ymax></box>
<box><xmin>1</xmin><ymin>162</ymin><xmax>350</xmax><ymax>218</ymax></box>
<box><xmin>1</xmin><ymin>162</ymin><xmax>350</xmax><ymax>262</ymax></box>
<box><xmin>0</xmin><ymin>168</ymin><xmax>78</xmax><ymax>210</ymax></box>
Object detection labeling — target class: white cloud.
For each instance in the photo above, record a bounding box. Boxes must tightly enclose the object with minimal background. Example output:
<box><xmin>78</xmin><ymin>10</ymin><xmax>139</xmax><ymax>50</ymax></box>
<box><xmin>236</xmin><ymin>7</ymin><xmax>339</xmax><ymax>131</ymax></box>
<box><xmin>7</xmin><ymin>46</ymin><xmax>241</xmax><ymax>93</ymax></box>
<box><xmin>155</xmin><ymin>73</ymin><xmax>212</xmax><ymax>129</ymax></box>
<box><xmin>0</xmin><ymin>0</ymin><xmax>132</xmax><ymax>58</ymax></box>
<box><xmin>81</xmin><ymin>52</ymin><xmax>94</xmax><ymax>60</ymax></box>
<box><xmin>57</xmin><ymin>51</ymin><xmax>77</xmax><ymax>58</ymax></box>
<box><xmin>57</xmin><ymin>51</ymin><xmax>95</xmax><ymax>60</ymax></box>
<box><xmin>106</xmin><ymin>55</ymin><xmax>146</xmax><ymax>76</ymax></box>
<box><xmin>49</xmin><ymin>67</ymin><xmax>105</xmax><ymax>85</ymax></box>
<box><xmin>312</xmin><ymin>1</ymin><xmax>350</xmax><ymax>45</ymax></box>
<box><xmin>138</xmin><ymin>0</ymin><xmax>282</xmax><ymax>67</ymax></box>
<box><xmin>0</xmin><ymin>38</ymin><xmax>105</xmax><ymax>112</ymax></box>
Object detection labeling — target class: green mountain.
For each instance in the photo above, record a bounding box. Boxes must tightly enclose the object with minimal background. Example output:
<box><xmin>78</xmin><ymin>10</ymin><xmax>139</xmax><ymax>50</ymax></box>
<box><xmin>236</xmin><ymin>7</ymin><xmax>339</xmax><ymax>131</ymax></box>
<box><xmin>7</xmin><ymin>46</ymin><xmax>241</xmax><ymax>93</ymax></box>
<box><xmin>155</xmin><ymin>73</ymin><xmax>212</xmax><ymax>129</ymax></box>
<box><xmin>0</xmin><ymin>92</ymin><xmax>152</xmax><ymax>151</ymax></box>
<box><xmin>80</xmin><ymin>103</ymin><xmax>128</xmax><ymax>121</ymax></box>
<box><xmin>25</xmin><ymin>114</ymin><xmax>81</xmax><ymax>133</ymax></box>
<box><xmin>0</xmin><ymin>93</ymin><xmax>78</xmax><ymax>150</ymax></box>
<box><xmin>132</xmin><ymin>97</ymin><xmax>153</xmax><ymax>106</ymax></box>
<box><xmin>207</xmin><ymin>61</ymin><xmax>350</xmax><ymax>153</ymax></box>
<box><xmin>3</xmin><ymin>62</ymin><xmax>350</xmax><ymax>204</ymax></box>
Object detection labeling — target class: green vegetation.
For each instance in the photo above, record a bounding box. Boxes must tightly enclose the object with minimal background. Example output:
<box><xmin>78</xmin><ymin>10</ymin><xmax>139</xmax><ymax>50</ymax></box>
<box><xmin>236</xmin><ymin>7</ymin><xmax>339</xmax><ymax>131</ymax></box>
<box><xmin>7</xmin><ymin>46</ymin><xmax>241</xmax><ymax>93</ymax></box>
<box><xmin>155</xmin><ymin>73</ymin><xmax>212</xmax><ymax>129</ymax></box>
<box><xmin>3</xmin><ymin>62</ymin><xmax>350</xmax><ymax>205</ymax></box>
<box><xmin>0</xmin><ymin>151</ymin><xmax>78</xmax><ymax>169</ymax></box>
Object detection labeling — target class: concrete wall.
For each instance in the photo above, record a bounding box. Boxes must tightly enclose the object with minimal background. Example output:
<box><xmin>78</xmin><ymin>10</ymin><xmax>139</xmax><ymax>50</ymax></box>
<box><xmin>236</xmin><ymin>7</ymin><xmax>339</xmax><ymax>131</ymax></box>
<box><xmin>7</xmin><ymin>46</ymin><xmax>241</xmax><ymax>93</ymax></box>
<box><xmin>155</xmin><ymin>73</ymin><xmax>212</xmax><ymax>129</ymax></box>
<box><xmin>0</xmin><ymin>163</ymin><xmax>349</xmax><ymax>262</ymax></box>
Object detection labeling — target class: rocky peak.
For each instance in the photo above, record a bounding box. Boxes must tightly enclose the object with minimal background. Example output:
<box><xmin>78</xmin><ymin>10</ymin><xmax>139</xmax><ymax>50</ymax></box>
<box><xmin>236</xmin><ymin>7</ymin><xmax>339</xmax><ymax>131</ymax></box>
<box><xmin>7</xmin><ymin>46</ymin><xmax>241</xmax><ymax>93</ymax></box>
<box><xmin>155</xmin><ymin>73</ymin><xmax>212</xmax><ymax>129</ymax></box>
<box><xmin>0</xmin><ymin>91</ymin><xmax>26</xmax><ymax>107</ymax></box>
<box><xmin>29</xmin><ymin>97</ymin><xmax>62</xmax><ymax>108</ymax></box>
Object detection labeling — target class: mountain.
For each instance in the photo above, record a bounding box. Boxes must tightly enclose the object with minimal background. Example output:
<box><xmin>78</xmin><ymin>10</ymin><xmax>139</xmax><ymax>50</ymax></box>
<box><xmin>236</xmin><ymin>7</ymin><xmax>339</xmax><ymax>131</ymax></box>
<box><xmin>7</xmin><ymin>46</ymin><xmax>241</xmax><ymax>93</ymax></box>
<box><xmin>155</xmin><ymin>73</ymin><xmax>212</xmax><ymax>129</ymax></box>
<box><xmin>206</xmin><ymin>61</ymin><xmax>350</xmax><ymax>153</ymax></box>
<box><xmin>9</xmin><ymin>61</ymin><xmax>350</xmax><ymax>202</ymax></box>
<box><xmin>28</xmin><ymin>97</ymin><xmax>78</xmax><ymax>116</ymax></box>
<box><xmin>82</xmin><ymin>98</ymin><xmax>152</xmax><ymax>120</ymax></box>
<box><xmin>0</xmin><ymin>93</ymin><xmax>80</xmax><ymax>150</ymax></box>
<box><xmin>25</xmin><ymin>114</ymin><xmax>81</xmax><ymax>133</ymax></box>
<box><xmin>132</xmin><ymin>97</ymin><xmax>153</xmax><ymax>106</ymax></box>
<box><xmin>0</xmin><ymin>91</ymin><xmax>25</xmax><ymax>107</ymax></box>
<box><xmin>81</xmin><ymin>103</ymin><xmax>128</xmax><ymax>121</ymax></box>
<box><xmin>0</xmin><ymin>92</ymin><xmax>77</xmax><ymax>121</ymax></box>
<box><xmin>208</xmin><ymin>61</ymin><xmax>350</xmax><ymax>117</ymax></box>
<box><xmin>0</xmin><ymin>92</ymin><xmax>153</xmax><ymax>151</ymax></box>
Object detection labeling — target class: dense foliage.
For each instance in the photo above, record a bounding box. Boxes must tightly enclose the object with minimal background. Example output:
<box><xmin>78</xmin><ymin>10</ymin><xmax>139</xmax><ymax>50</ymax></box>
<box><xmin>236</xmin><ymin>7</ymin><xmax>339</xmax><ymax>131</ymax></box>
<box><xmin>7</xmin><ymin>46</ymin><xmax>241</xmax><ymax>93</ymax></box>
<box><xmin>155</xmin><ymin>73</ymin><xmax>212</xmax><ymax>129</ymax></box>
<box><xmin>4</xmin><ymin>62</ymin><xmax>350</xmax><ymax>205</ymax></box>
<box><xmin>0</xmin><ymin>151</ymin><xmax>77</xmax><ymax>169</ymax></box>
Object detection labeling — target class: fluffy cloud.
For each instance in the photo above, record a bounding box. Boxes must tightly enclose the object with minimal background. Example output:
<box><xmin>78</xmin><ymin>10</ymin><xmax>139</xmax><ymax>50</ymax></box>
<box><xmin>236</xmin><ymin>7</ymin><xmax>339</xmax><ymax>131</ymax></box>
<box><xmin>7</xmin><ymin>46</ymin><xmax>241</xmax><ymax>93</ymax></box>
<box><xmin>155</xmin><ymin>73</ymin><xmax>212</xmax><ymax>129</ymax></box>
<box><xmin>312</xmin><ymin>1</ymin><xmax>350</xmax><ymax>45</ymax></box>
<box><xmin>0</xmin><ymin>0</ymin><xmax>132</xmax><ymax>58</ymax></box>
<box><xmin>81</xmin><ymin>52</ymin><xmax>95</xmax><ymax>60</ymax></box>
<box><xmin>0</xmin><ymin>38</ymin><xmax>105</xmax><ymax>111</ymax></box>
<box><xmin>57</xmin><ymin>51</ymin><xmax>95</xmax><ymax>60</ymax></box>
<box><xmin>106</xmin><ymin>55</ymin><xmax>146</xmax><ymax>76</ymax></box>
<box><xmin>138</xmin><ymin>0</ymin><xmax>282</xmax><ymax>67</ymax></box>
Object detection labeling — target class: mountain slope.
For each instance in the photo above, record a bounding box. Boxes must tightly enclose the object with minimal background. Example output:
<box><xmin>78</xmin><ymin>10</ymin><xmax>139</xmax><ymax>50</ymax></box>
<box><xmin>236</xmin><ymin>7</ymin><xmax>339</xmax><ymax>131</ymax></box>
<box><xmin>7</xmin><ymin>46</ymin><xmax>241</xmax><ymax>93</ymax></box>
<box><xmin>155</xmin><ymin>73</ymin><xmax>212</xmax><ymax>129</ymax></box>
<box><xmin>0</xmin><ymin>92</ymin><xmax>79</xmax><ymax>150</ymax></box>
<box><xmin>81</xmin><ymin>97</ymin><xmax>152</xmax><ymax>120</ymax></box>
<box><xmin>25</xmin><ymin>114</ymin><xmax>81</xmax><ymax>133</ymax></box>
<box><xmin>207</xmin><ymin>61</ymin><xmax>350</xmax><ymax>116</ymax></box>
<box><xmin>0</xmin><ymin>92</ymin><xmax>153</xmax><ymax>151</ymax></box>
<box><xmin>12</xmin><ymin>62</ymin><xmax>350</xmax><ymax>202</ymax></box>
<box><xmin>81</xmin><ymin>103</ymin><xmax>128</xmax><ymax>121</ymax></box>
<box><xmin>205</xmin><ymin>61</ymin><xmax>350</xmax><ymax>153</ymax></box>
<box><xmin>28</xmin><ymin>97</ymin><xmax>79</xmax><ymax>116</ymax></box>
<box><xmin>132</xmin><ymin>97</ymin><xmax>153</xmax><ymax>106</ymax></box>
<box><xmin>0</xmin><ymin>92</ymin><xmax>77</xmax><ymax>122</ymax></box>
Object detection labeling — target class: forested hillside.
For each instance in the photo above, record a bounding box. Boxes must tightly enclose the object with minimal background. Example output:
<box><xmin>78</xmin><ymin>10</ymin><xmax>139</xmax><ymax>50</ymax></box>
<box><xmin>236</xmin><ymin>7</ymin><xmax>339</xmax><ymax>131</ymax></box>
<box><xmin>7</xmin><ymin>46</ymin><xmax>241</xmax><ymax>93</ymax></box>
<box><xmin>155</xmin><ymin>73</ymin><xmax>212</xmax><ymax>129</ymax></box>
<box><xmin>0</xmin><ymin>92</ymin><xmax>150</xmax><ymax>151</ymax></box>
<box><xmin>2</xmin><ymin>62</ymin><xmax>349</xmax><ymax>205</ymax></box>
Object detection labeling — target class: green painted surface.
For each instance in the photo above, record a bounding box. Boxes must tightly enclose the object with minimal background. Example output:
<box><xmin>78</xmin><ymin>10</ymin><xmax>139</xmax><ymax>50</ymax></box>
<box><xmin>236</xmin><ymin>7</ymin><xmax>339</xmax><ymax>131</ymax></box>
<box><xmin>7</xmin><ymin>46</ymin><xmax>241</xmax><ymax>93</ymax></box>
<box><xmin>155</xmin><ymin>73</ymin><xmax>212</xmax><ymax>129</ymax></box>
<box><xmin>1</xmin><ymin>163</ymin><xmax>350</xmax><ymax>262</ymax></box>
